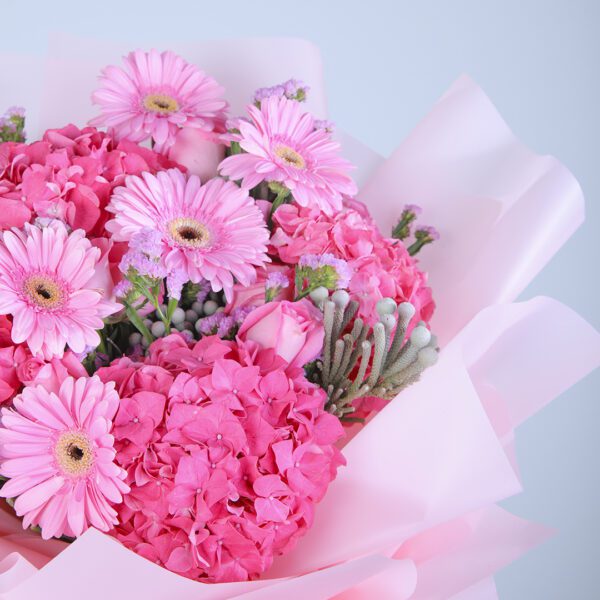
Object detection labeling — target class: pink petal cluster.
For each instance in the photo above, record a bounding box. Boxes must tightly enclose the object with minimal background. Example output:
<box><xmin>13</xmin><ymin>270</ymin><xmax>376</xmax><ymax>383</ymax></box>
<box><xmin>91</xmin><ymin>49</ymin><xmax>228</xmax><ymax>153</ymax></box>
<box><xmin>0</xmin><ymin>314</ymin><xmax>86</xmax><ymax>403</ymax></box>
<box><xmin>106</xmin><ymin>168</ymin><xmax>270</xmax><ymax>301</ymax></box>
<box><xmin>0</xmin><ymin>222</ymin><xmax>120</xmax><ymax>359</ymax></box>
<box><xmin>271</xmin><ymin>202</ymin><xmax>435</xmax><ymax>325</ymax></box>
<box><xmin>97</xmin><ymin>332</ymin><xmax>344</xmax><ymax>582</ymax></box>
<box><xmin>237</xmin><ymin>299</ymin><xmax>324</xmax><ymax>369</ymax></box>
<box><xmin>219</xmin><ymin>95</ymin><xmax>356</xmax><ymax>215</ymax></box>
<box><xmin>0</xmin><ymin>375</ymin><xmax>129</xmax><ymax>539</ymax></box>
<box><xmin>225</xmin><ymin>264</ymin><xmax>294</xmax><ymax>313</ymax></box>
<box><xmin>0</xmin><ymin>124</ymin><xmax>176</xmax><ymax>236</ymax></box>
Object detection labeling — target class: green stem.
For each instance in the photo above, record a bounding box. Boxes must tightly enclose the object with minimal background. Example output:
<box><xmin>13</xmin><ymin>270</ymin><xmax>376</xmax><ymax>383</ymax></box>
<box><xmin>97</xmin><ymin>333</ymin><xmax>107</xmax><ymax>356</ymax></box>
<box><xmin>295</xmin><ymin>283</ymin><xmax>318</xmax><ymax>301</ymax></box>
<box><xmin>268</xmin><ymin>188</ymin><xmax>290</xmax><ymax>227</ymax></box>
<box><xmin>407</xmin><ymin>239</ymin><xmax>427</xmax><ymax>256</ymax></box>
<box><xmin>165</xmin><ymin>297</ymin><xmax>178</xmax><ymax>334</ymax></box>
<box><xmin>124</xmin><ymin>302</ymin><xmax>153</xmax><ymax>344</ymax></box>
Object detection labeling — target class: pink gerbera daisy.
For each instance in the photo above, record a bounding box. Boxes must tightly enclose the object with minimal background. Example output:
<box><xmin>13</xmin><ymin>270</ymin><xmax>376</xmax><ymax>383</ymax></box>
<box><xmin>0</xmin><ymin>222</ymin><xmax>120</xmax><ymax>360</ymax></box>
<box><xmin>105</xmin><ymin>169</ymin><xmax>270</xmax><ymax>301</ymax></box>
<box><xmin>0</xmin><ymin>375</ymin><xmax>129</xmax><ymax>539</ymax></box>
<box><xmin>219</xmin><ymin>95</ymin><xmax>357</xmax><ymax>215</ymax></box>
<box><xmin>90</xmin><ymin>49</ymin><xmax>228</xmax><ymax>153</ymax></box>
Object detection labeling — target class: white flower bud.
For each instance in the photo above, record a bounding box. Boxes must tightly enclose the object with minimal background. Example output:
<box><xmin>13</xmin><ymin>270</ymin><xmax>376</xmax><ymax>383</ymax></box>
<box><xmin>309</xmin><ymin>286</ymin><xmax>329</xmax><ymax>304</ymax></box>
<box><xmin>203</xmin><ymin>300</ymin><xmax>218</xmax><ymax>316</ymax></box>
<box><xmin>397</xmin><ymin>302</ymin><xmax>415</xmax><ymax>322</ymax></box>
<box><xmin>332</xmin><ymin>289</ymin><xmax>350</xmax><ymax>308</ymax></box>
<box><xmin>376</xmin><ymin>297</ymin><xmax>397</xmax><ymax>316</ymax></box>
<box><xmin>379</xmin><ymin>313</ymin><xmax>396</xmax><ymax>331</ymax></box>
<box><xmin>418</xmin><ymin>347</ymin><xmax>439</xmax><ymax>367</ymax></box>
<box><xmin>128</xmin><ymin>332</ymin><xmax>142</xmax><ymax>346</ymax></box>
<box><xmin>191</xmin><ymin>301</ymin><xmax>204</xmax><ymax>315</ymax></box>
<box><xmin>410</xmin><ymin>325</ymin><xmax>431</xmax><ymax>348</ymax></box>
<box><xmin>151</xmin><ymin>321</ymin><xmax>166</xmax><ymax>338</ymax></box>
<box><xmin>171</xmin><ymin>307</ymin><xmax>185</xmax><ymax>325</ymax></box>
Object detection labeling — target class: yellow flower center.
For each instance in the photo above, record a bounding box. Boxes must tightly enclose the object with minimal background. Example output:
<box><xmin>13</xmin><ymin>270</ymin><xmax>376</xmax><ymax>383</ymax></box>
<box><xmin>23</xmin><ymin>275</ymin><xmax>63</xmax><ymax>310</ymax></box>
<box><xmin>274</xmin><ymin>145</ymin><xmax>306</xmax><ymax>169</ymax></box>
<box><xmin>143</xmin><ymin>93</ymin><xmax>180</xmax><ymax>114</ymax></box>
<box><xmin>168</xmin><ymin>217</ymin><xmax>210</xmax><ymax>248</ymax></box>
<box><xmin>54</xmin><ymin>432</ymin><xmax>94</xmax><ymax>476</ymax></box>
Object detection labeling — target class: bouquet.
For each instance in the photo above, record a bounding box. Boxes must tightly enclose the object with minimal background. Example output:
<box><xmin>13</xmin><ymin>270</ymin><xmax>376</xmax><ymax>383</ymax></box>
<box><xmin>0</xmin><ymin>37</ymin><xmax>597</xmax><ymax>599</ymax></box>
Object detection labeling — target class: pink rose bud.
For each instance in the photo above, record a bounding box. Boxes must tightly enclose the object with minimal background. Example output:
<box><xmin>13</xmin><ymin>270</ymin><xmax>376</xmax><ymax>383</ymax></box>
<box><xmin>18</xmin><ymin>352</ymin><xmax>87</xmax><ymax>393</ymax></box>
<box><xmin>168</xmin><ymin>127</ymin><xmax>225</xmax><ymax>182</ymax></box>
<box><xmin>237</xmin><ymin>299</ymin><xmax>324</xmax><ymax>368</ymax></box>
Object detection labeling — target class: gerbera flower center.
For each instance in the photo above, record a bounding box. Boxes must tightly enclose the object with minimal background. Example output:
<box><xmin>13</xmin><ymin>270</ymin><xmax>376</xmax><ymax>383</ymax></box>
<box><xmin>274</xmin><ymin>145</ymin><xmax>306</xmax><ymax>169</ymax></box>
<box><xmin>168</xmin><ymin>217</ymin><xmax>210</xmax><ymax>248</ymax></box>
<box><xmin>23</xmin><ymin>274</ymin><xmax>64</xmax><ymax>310</ymax></box>
<box><xmin>54</xmin><ymin>431</ymin><xmax>94</xmax><ymax>476</ymax></box>
<box><xmin>143</xmin><ymin>93</ymin><xmax>180</xmax><ymax>114</ymax></box>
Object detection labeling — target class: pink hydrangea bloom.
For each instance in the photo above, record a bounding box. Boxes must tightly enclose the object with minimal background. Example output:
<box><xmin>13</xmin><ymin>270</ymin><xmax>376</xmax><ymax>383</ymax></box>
<box><xmin>97</xmin><ymin>333</ymin><xmax>344</xmax><ymax>582</ymax></box>
<box><xmin>0</xmin><ymin>375</ymin><xmax>129</xmax><ymax>539</ymax></box>
<box><xmin>271</xmin><ymin>203</ymin><xmax>435</xmax><ymax>325</ymax></box>
<box><xmin>219</xmin><ymin>95</ymin><xmax>356</xmax><ymax>215</ymax></box>
<box><xmin>90</xmin><ymin>49</ymin><xmax>228</xmax><ymax>153</ymax></box>
<box><xmin>0</xmin><ymin>222</ymin><xmax>120</xmax><ymax>359</ymax></box>
<box><xmin>0</xmin><ymin>124</ymin><xmax>176</xmax><ymax>236</ymax></box>
<box><xmin>106</xmin><ymin>168</ymin><xmax>270</xmax><ymax>301</ymax></box>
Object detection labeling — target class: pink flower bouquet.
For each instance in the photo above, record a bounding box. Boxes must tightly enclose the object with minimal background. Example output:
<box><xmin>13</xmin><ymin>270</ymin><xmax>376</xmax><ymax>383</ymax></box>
<box><xmin>0</xmin><ymin>37</ymin><xmax>597</xmax><ymax>599</ymax></box>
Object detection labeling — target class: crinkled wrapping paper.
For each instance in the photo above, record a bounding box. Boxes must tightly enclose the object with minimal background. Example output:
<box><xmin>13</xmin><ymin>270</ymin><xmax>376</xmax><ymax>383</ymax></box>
<box><xmin>0</xmin><ymin>36</ymin><xmax>598</xmax><ymax>600</ymax></box>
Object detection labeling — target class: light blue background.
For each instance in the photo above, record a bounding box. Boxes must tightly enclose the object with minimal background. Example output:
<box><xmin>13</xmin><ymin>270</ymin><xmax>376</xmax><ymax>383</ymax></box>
<box><xmin>1</xmin><ymin>1</ymin><xmax>598</xmax><ymax>597</ymax></box>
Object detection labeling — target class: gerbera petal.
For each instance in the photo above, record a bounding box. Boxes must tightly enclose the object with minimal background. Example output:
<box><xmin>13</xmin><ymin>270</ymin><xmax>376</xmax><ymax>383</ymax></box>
<box><xmin>0</xmin><ymin>375</ymin><xmax>128</xmax><ymax>540</ymax></box>
<box><xmin>13</xmin><ymin>475</ymin><xmax>64</xmax><ymax>515</ymax></box>
<box><xmin>0</xmin><ymin>224</ymin><xmax>119</xmax><ymax>360</ymax></box>
<box><xmin>105</xmin><ymin>169</ymin><xmax>269</xmax><ymax>300</ymax></box>
<box><xmin>90</xmin><ymin>49</ymin><xmax>228</xmax><ymax>151</ymax></box>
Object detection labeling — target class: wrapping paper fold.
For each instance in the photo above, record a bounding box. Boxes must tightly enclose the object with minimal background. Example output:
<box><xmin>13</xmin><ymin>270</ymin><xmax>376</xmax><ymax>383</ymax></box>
<box><xmin>0</xmin><ymin>36</ymin><xmax>598</xmax><ymax>599</ymax></box>
<box><xmin>358</xmin><ymin>75</ymin><xmax>585</xmax><ymax>345</ymax></box>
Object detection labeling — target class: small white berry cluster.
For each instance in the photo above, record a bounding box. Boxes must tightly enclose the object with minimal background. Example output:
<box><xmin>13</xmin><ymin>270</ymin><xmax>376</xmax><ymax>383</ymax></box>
<box><xmin>128</xmin><ymin>291</ymin><xmax>224</xmax><ymax>348</ymax></box>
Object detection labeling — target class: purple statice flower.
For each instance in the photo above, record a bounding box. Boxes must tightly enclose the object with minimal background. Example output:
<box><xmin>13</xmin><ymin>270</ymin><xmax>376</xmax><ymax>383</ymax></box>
<box><xmin>265</xmin><ymin>271</ymin><xmax>290</xmax><ymax>290</ymax></box>
<box><xmin>217</xmin><ymin>315</ymin><xmax>235</xmax><ymax>337</ymax></box>
<box><xmin>0</xmin><ymin>106</ymin><xmax>26</xmax><ymax>142</ymax></box>
<box><xmin>167</xmin><ymin>269</ymin><xmax>188</xmax><ymax>301</ymax></box>
<box><xmin>231</xmin><ymin>305</ymin><xmax>254</xmax><ymax>325</ymax></box>
<box><xmin>197</xmin><ymin>309</ymin><xmax>247</xmax><ymax>339</ymax></box>
<box><xmin>299</xmin><ymin>253</ymin><xmax>352</xmax><ymax>289</ymax></box>
<box><xmin>119</xmin><ymin>250</ymin><xmax>167</xmax><ymax>280</ymax></box>
<box><xmin>253</xmin><ymin>78</ymin><xmax>309</xmax><ymax>105</ymax></box>
<box><xmin>403</xmin><ymin>204</ymin><xmax>422</xmax><ymax>216</ymax></box>
<box><xmin>282</xmin><ymin>78</ymin><xmax>309</xmax><ymax>99</ymax></box>
<box><xmin>416</xmin><ymin>225</ymin><xmax>440</xmax><ymax>241</ymax></box>
<box><xmin>113</xmin><ymin>279</ymin><xmax>133</xmax><ymax>298</ymax></box>
<box><xmin>198</xmin><ymin>311</ymin><xmax>226</xmax><ymax>336</ymax></box>
<box><xmin>314</xmin><ymin>119</ymin><xmax>335</xmax><ymax>132</ymax></box>
<box><xmin>407</xmin><ymin>224</ymin><xmax>440</xmax><ymax>256</ymax></box>
<box><xmin>195</xmin><ymin>279</ymin><xmax>212</xmax><ymax>304</ymax></box>
<box><xmin>129</xmin><ymin>227</ymin><xmax>163</xmax><ymax>256</ymax></box>
<box><xmin>5</xmin><ymin>106</ymin><xmax>25</xmax><ymax>118</ymax></box>
<box><xmin>392</xmin><ymin>204</ymin><xmax>423</xmax><ymax>240</ymax></box>
<box><xmin>2</xmin><ymin>120</ymin><xmax>16</xmax><ymax>133</ymax></box>
<box><xmin>253</xmin><ymin>85</ymin><xmax>284</xmax><ymax>104</ymax></box>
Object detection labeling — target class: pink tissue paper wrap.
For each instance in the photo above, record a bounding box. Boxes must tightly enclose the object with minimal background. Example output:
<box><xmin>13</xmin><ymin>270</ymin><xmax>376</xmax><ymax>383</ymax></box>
<box><xmin>0</xmin><ymin>35</ymin><xmax>598</xmax><ymax>600</ymax></box>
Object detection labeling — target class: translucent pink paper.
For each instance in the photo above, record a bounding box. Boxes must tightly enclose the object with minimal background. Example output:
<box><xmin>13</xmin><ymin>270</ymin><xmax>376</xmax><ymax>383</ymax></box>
<box><xmin>358</xmin><ymin>74</ymin><xmax>585</xmax><ymax>345</ymax></box>
<box><xmin>0</xmin><ymin>36</ymin><xmax>598</xmax><ymax>600</ymax></box>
